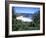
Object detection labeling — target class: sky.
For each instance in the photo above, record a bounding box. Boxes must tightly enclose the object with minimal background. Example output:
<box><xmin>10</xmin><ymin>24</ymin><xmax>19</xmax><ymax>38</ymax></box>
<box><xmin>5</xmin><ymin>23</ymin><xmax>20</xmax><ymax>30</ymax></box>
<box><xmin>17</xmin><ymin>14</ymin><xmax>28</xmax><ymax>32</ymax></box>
<box><xmin>13</xmin><ymin>7</ymin><xmax>40</xmax><ymax>14</ymax></box>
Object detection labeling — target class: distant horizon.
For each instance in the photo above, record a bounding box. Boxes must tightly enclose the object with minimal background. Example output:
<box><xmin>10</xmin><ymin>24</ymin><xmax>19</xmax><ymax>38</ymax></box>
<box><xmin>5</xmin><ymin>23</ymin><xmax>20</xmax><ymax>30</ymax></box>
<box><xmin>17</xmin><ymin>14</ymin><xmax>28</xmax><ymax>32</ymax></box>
<box><xmin>12</xmin><ymin>7</ymin><xmax>40</xmax><ymax>14</ymax></box>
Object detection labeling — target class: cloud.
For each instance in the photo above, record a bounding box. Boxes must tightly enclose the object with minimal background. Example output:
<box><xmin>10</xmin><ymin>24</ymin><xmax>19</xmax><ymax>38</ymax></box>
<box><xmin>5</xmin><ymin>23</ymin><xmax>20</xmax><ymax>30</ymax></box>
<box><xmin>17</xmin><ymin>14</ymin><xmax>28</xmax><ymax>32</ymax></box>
<box><xmin>16</xmin><ymin>16</ymin><xmax>33</xmax><ymax>22</ymax></box>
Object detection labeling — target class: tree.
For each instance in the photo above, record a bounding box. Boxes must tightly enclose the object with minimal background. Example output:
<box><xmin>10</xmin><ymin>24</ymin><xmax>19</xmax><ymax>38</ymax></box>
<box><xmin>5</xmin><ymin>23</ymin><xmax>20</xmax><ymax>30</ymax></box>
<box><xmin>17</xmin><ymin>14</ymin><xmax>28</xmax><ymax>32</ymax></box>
<box><xmin>32</xmin><ymin>11</ymin><xmax>40</xmax><ymax>28</ymax></box>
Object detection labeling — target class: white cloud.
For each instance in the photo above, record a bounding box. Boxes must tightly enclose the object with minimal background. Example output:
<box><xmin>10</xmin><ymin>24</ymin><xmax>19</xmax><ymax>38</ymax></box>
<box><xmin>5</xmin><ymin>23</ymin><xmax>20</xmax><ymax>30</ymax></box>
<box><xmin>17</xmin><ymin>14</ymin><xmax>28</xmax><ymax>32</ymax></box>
<box><xmin>16</xmin><ymin>16</ymin><xmax>32</xmax><ymax>22</ymax></box>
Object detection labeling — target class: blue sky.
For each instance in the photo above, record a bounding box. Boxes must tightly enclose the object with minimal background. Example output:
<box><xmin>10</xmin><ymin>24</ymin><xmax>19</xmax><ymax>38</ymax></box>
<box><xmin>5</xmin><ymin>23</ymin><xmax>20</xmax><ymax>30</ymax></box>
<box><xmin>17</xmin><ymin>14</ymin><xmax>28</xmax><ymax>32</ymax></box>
<box><xmin>13</xmin><ymin>7</ymin><xmax>40</xmax><ymax>14</ymax></box>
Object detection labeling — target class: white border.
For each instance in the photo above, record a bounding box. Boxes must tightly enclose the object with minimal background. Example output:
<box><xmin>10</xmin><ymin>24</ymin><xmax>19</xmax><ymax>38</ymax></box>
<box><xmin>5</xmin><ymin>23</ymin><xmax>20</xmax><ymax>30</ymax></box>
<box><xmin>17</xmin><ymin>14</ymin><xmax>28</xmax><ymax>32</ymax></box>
<box><xmin>9</xmin><ymin>4</ymin><xmax>43</xmax><ymax>35</ymax></box>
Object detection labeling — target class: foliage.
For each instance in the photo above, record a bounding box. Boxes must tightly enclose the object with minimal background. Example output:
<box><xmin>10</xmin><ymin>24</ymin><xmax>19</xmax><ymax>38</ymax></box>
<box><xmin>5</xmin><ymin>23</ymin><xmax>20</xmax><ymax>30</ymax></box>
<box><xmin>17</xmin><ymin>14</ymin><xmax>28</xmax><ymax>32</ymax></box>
<box><xmin>12</xmin><ymin>10</ymin><xmax>40</xmax><ymax>31</ymax></box>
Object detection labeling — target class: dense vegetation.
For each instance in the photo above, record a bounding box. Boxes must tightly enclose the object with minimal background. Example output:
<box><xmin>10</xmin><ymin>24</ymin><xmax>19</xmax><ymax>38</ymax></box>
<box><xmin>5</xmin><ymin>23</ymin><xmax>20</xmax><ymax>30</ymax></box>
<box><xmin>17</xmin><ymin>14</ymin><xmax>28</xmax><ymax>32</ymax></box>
<box><xmin>12</xmin><ymin>8</ymin><xmax>40</xmax><ymax>31</ymax></box>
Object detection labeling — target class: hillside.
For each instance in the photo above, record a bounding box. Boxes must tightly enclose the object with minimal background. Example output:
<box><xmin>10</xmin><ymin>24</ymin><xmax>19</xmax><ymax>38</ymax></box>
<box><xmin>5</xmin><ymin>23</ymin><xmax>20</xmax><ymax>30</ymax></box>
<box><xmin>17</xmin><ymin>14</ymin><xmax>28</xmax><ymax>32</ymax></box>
<box><xmin>12</xmin><ymin>11</ymin><xmax>40</xmax><ymax>31</ymax></box>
